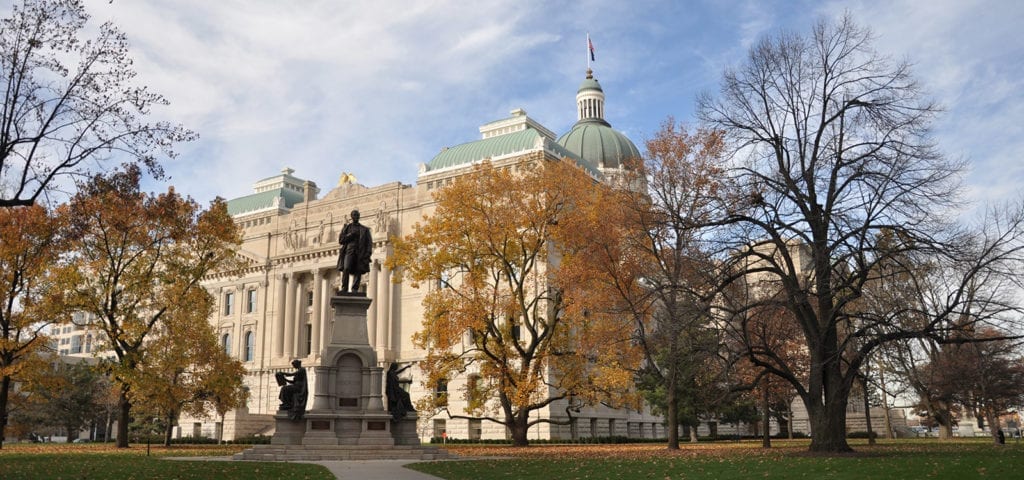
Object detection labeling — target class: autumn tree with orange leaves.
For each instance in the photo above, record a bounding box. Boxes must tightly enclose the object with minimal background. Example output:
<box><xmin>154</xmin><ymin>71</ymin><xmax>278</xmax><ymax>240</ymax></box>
<box><xmin>130</xmin><ymin>285</ymin><xmax>247</xmax><ymax>447</ymax></box>
<box><xmin>390</xmin><ymin>159</ymin><xmax>641</xmax><ymax>447</ymax></box>
<box><xmin>612</xmin><ymin>119</ymin><xmax>738</xmax><ymax>449</ymax></box>
<box><xmin>726</xmin><ymin>292</ymin><xmax>805</xmax><ymax>446</ymax></box>
<box><xmin>58</xmin><ymin>166</ymin><xmax>241</xmax><ymax>448</ymax></box>
<box><xmin>0</xmin><ymin>204</ymin><xmax>66</xmax><ymax>448</ymax></box>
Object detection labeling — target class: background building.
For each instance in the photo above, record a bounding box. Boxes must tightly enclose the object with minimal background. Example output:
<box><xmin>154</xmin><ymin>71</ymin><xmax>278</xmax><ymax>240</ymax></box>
<box><xmin>184</xmin><ymin>70</ymin><xmax>665</xmax><ymax>441</ymax></box>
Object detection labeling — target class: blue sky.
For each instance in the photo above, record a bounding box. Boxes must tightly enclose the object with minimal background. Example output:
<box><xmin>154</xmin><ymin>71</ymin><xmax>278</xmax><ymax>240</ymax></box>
<box><xmin>75</xmin><ymin>0</ymin><xmax>1022</xmax><ymax>212</ymax></box>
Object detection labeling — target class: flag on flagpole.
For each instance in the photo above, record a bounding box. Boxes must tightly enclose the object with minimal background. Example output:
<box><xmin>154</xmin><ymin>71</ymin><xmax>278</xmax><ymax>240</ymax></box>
<box><xmin>588</xmin><ymin>36</ymin><xmax>595</xmax><ymax>62</ymax></box>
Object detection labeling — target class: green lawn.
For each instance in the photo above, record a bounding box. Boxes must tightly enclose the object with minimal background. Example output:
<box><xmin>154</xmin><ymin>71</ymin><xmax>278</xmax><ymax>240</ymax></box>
<box><xmin>0</xmin><ymin>443</ymin><xmax>334</xmax><ymax>480</ymax></box>
<box><xmin>410</xmin><ymin>439</ymin><xmax>1024</xmax><ymax>480</ymax></box>
<box><xmin>3</xmin><ymin>438</ymin><xmax>1021</xmax><ymax>480</ymax></box>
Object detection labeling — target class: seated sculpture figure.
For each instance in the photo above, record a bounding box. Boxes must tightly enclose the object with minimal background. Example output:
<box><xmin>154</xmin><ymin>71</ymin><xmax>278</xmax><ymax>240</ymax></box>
<box><xmin>386</xmin><ymin>363</ymin><xmax>416</xmax><ymax>421</ymax></box>
<box><xmin>276</xmin><ymin>359</ymin><xmax>308</xmax><ymax>421</ymax></box>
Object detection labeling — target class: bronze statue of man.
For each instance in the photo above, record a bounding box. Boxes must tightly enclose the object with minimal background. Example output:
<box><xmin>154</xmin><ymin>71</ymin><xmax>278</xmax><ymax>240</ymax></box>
<box><xmin>336</xmin><ymin>209</ymin><xmax>372</xmax><ymax>294</ymax></box>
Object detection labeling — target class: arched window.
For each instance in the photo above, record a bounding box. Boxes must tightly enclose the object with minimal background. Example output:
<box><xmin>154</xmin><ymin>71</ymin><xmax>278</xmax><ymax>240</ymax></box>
<box><xmin>222</xmin><ymin>333</ymin><xmax>231</xmax><ymax>356</ymax></box>
<box><xmin>244</xmin><ymin>331</ymin><xmax>255</xmax><ymax>362</ymax></box>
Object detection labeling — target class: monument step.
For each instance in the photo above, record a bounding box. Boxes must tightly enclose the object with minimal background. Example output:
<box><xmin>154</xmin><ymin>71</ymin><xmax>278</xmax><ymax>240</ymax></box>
<box><xmin>233</xmin><ymin>444</ymin><xmax>452</xmax><ymax>462</ymax></box>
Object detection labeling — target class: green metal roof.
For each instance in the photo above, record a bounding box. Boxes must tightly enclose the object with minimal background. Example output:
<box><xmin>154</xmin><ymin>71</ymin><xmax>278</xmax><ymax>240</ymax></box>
<box><xmin>426</xmin><ymin>127</ymin><xmax>601</xmax><ymax>177</ymax></box>
<box><xmin>428</xmin><ymin>128</ymin><xmax>540</xmax><ymax>171</ymax></box>
<box><xmin>226</xmin><ymin>188</ymin><xmax>305</xmax><ymax>216</ymax></box>
<box><xmin>557</xmin><ymin>119</ymin><xmax>641</xmax><ymax>170</ymax></box>
<box><xmin>578</xmin><ymin>77</ymin><xmax>603</xmax><ymax>93</ymax></box>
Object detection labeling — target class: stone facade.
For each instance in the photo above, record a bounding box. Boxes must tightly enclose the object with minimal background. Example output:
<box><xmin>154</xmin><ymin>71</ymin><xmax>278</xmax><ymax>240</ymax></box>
<box><xmin>181</xmin><ymin>79</ymin><xmax>664</xmax><ymax>441</ymax></box>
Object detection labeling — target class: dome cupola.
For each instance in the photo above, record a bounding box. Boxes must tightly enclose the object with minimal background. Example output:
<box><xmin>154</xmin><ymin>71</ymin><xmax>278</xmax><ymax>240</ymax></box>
<box><xmin>576</xmin><ymin>68</ymin><xmax>608</xmax><ymax>125</ymax></box>
<box><xmin>557</xmin><ymin>69</ymin><xmax>640</xmax><ymax>171</ymax></box>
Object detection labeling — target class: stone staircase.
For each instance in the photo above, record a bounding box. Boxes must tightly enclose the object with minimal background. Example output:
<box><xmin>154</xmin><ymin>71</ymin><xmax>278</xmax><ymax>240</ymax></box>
<box><xmin>233</xmin><ymin>444</ymin><xmax>452</xmax><ymax>462</ymax></box>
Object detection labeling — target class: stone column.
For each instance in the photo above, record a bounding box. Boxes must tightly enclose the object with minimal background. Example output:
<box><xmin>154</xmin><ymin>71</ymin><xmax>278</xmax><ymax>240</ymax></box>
<box><xmin>375</xmin><ymin>264</ymin><xmax>391</xmax><ymax>354</ymax></box>
<box><xmin>319</xmin><ymin>271</ymin><xmax>332</xmax><ymax>354</ymax></box>
<box><xmin>310</xmin><ymin>269</ymin><xmax>323</xmax><ymax>358</ymax></box>
<box><xmin>274</xmin><ymin>274</ymin><xmax>286</xmax><ymax>358</ymax></box>
<box><xmin>292</xmin><ymin>274</ymin><xmax>305</xmax><ymax>357</ymax></box>
<box><xmin>283</xmin><ymin>272</ymin><xmax>296</xmax><ymax>359</ymax></box>
<box><xmin>367</xmin><ymin>261</ymin><xmax>379</xmax><ymax>349</ymax></box>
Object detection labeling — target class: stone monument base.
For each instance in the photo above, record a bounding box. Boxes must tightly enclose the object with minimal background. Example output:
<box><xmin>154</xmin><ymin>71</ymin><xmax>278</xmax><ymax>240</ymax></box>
<box><xmin>238</xmin><ymin>294</ymin><xmax>449</xmax><ymax>461</ymax></box>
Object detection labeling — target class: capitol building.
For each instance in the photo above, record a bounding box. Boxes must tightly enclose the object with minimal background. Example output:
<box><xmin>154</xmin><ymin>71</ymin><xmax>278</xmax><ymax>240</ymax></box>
<box><xmin>188</xmin><ymin>69</ymin><xmax>666</xmax><ymax>442</ymax></box>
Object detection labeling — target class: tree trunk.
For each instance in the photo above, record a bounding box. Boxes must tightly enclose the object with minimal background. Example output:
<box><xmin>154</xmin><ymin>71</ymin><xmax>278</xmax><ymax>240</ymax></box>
<box><xmin>0</xmin><ymin>375</ymin><xmax>10</xmax><ymax>449</ymax></box>
<box><xmin>986</xmin><ymin>410</ymin><xmax>1002</xmax><ymax>445</ymax></box>
<box><xmin>106</xmin><ymin>411</ymin><xmax>114</xmax><ymax>442</ymax></box>
<box><xmin>509</xmin><ymin>412</ymin><xmax>529</xmax><ymax>447</ymax></box>
<box><xmin>762</xmin><ymin>378</ymin><xmax>771</xmax><ymax>448</ymax></box>
<box><xmin>689</xmin><ymin>424</ymin><xmax>698</xmax><ymax>442</ymax></box>
<box><xmin>116</xmin><ymin>389</ymin><xmax>131</xmax><ymax>448</ymax></box>
<box><xmin>878</xmin><ymin>366</ymin><xmax>894</xmax><ymax>439</ymax></box>
<box><xmin>861</xmin><ymin>375</ymin><xmax>875</xmax><ymax>445</ymax></box>
<box><xmin>808</xmin><ymin>402</ymin><xmax>851</xmax><ymax>452</ymax></box>
<box><xmin>666</xmin><ymin>368</ymin><xmax>680</xmax><ymax>449</ymax></box>
<box><xmin>787</xmin><ymin>402</ymin><xmax>794</xmax><ymax>439</ymax></box>
<box><xmin>163</xmin><ymin>412</ymin><xmax>174</xmax><ymax>447</ymax></box>
<box><xmin>806</xmin><ymin>332</ymin><xmax>854</xmax><ymax>452</ymax></box>
<box><xmin>936</xmin><ymin>406</ymin><xmax>954</xmax><ymax>439</ymax></box>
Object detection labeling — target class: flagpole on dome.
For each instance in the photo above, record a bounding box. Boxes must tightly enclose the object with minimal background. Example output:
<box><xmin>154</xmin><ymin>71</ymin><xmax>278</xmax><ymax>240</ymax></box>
<box><xmin>586</xmin><ymin>33</ymin><xmax>594</xmax><ymax>70</ymax></box>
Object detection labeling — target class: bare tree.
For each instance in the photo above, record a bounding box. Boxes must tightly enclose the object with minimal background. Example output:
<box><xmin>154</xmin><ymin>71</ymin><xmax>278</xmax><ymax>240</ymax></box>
<box><xmin>698</xmin><ymin>15</ymin><xmax>1024</xmax><ymax>452</ymax></box>
<box><xmin>0</xmin><ymin>0</ymin><xmax>193</xmax><ymax>207</ymax></box>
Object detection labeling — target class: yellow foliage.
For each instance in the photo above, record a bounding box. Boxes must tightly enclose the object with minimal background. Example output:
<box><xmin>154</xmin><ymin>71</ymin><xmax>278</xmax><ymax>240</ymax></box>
<box><xmin>391</xmin><ymin>159</ymin><xmax>643</xmax><ymax>427</ymax></box>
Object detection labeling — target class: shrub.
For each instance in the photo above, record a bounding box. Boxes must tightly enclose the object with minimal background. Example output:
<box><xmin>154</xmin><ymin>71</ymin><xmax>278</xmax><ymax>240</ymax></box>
<box><xmin>847</xmin><ymin>431</ymin><xmax>879</xmax><ymax>439</ymax></box>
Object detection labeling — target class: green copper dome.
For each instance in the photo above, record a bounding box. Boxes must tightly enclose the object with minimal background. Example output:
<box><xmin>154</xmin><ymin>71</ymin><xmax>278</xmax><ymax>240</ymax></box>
<box><xmin>578</xmin><ymin>76</ymin><xmax>602</xmax><ymax>94</ymax></box>
<box><xmin>559</xmin><ymin>69</ymin><xmax>640</xmax><ymax>170</ymax></box>
<box><xmin>557</xmin><ymin>119</ymin><xmax>640</xmax><ymax>170</ymax></box>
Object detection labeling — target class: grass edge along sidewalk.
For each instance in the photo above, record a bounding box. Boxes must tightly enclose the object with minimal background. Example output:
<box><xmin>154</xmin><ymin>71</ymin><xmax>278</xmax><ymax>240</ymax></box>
<box><xmin>409</xmin><ymin>439</ymin><xmax>1024</xmax><ymax>480</ymax></box>
<box><xmin>0</xmin><ymin>443</ymin><xmax>334</xmax><ymax>480</ymax></box>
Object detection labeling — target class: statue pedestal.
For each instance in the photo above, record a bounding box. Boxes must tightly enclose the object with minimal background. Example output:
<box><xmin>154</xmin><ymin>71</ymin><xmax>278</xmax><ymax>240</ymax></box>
<box><xmin>239</xmin><ymin>294</ymin><xmax>449</xmax><ymax>461</ymax></box>
<box><xmin>269</xmin><ymin>295</ymin><xmax>398</xmax><ymax>447</ymax></box>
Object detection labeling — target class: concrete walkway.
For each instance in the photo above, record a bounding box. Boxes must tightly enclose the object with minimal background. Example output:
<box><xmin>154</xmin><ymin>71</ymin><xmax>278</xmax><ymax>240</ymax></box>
<box><xmin>313</xmin><ymin>459</ymin><xmax>443</xmax><ymax>479</ymax></box>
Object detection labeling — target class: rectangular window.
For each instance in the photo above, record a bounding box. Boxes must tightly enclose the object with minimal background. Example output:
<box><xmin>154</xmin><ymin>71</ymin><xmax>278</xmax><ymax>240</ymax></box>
<box><xmin>246</xmin><ymin>289</ymin><xmax>257</xmax><ymax>313</ymax></box>
<box><xmin>306</xmin><ymin>290</ymin><xmax>314</xmax><ymax>307</ymax></box>
<box><xmin>435</xmin><ymin>379</ymin><xmax>448</xmax><ymax>406</ymax></box>
<box><xmin>224</xmin><ymin>292</ymin><xmax>234</xmax><ymax>316</ymax></box>
<box><xmin>244</xmin><ymin>331</ymin><xmax>254</xmax><ymax>362</ymax></box>
<box><xmin>304</xmin><ymin>324</ymin><xmax>312</xmax><ymax>356</ymax></box>
<box><xmin>433</xmin><ymin>419</ymin><xmax>447</xmax><ymax>440</ymax></box>
<box><xmin>468</xmin><ymin>419</ymin><xmax>482</xmax><ymax>440</ymax></box>
<box><xmin>70</xmin><ymin>335</ymin><xmax>82</xmax><ymax>354</ymax></box>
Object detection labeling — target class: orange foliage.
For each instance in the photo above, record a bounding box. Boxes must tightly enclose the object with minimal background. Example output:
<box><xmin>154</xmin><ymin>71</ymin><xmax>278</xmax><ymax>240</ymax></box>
<box><xmin>56</xmin><ymin>166</ymin><xmax>243</xmax><ymax>447</ymax></box>
<box><xmin>390</xmin><ymin>159</ymin><xmax>642</xmax><ymax>444</ymax></box>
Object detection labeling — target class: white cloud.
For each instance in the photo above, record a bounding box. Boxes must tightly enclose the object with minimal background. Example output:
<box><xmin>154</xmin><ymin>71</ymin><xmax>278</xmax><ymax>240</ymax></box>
<box><xmin>72</xmin><ymin>0</ymin><xmax>1020</xmax><ymax>214</ymax></box>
